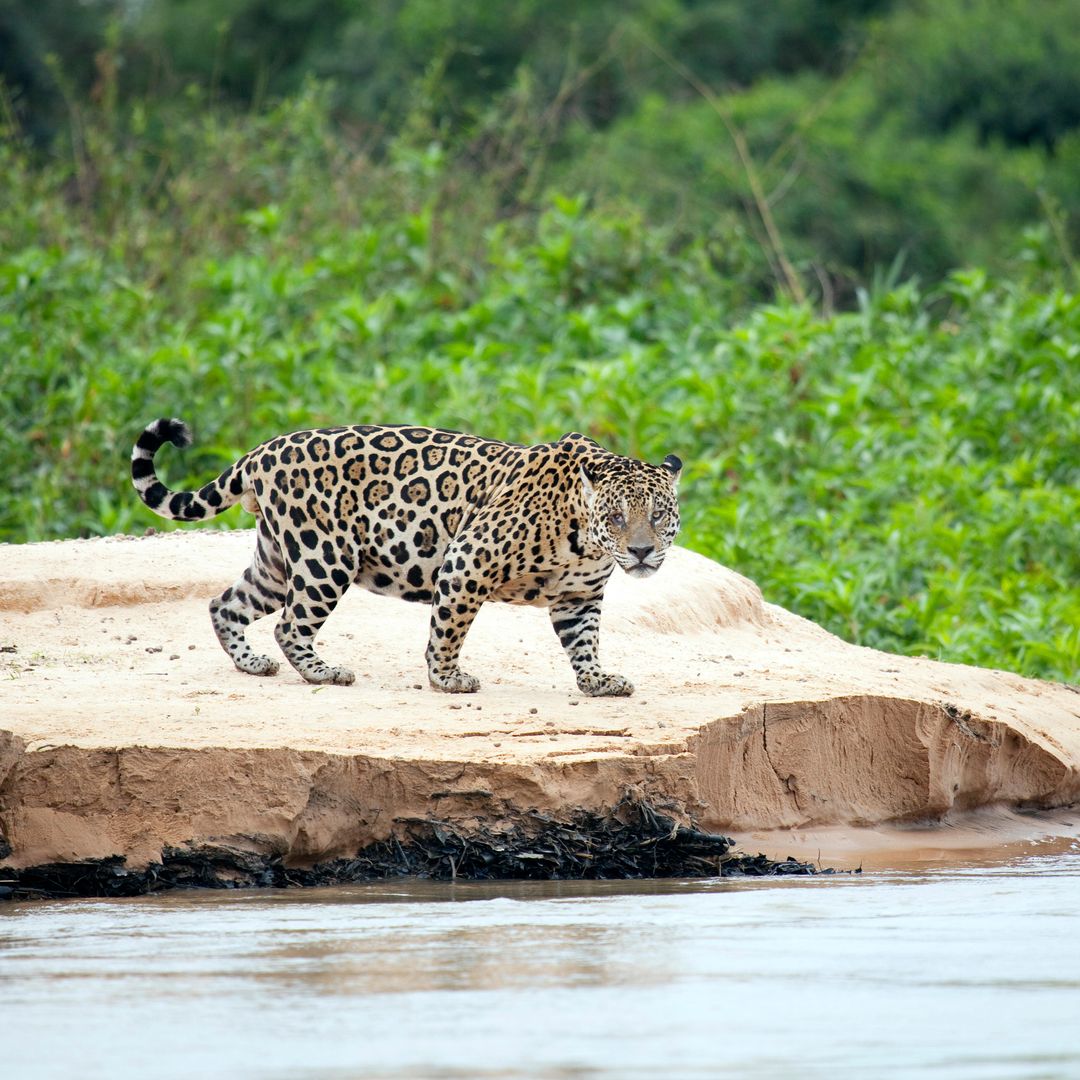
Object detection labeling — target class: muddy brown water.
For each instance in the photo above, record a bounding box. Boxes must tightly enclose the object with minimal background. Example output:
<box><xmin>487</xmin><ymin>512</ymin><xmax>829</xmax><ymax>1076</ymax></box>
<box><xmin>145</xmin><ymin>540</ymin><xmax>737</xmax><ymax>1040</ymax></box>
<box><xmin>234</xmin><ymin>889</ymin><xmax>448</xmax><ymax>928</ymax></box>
<box><xmin>3</xmin><ymin>845</ymin><xmax>1080</xmax><ymax>1079</ymax></box>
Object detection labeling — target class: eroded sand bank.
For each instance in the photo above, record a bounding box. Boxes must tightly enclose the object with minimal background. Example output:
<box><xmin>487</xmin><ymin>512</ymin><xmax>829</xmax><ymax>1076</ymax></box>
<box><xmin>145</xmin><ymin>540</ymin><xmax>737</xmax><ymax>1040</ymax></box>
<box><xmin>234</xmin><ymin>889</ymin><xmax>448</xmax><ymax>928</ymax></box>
<box><xmin>2</xmin><ymin>530</ymin><xmax>1078</xmax><ymax>872</ymax></box>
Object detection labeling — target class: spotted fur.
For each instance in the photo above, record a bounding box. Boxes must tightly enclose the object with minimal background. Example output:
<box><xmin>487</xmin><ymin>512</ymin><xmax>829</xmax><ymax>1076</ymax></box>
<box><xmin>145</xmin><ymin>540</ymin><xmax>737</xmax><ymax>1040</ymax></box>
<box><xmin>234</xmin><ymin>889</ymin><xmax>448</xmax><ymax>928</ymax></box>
<box><xmin>131</xmin><ymin>419</ymin><xmax>681</xmax><ymax>696</ymax></box>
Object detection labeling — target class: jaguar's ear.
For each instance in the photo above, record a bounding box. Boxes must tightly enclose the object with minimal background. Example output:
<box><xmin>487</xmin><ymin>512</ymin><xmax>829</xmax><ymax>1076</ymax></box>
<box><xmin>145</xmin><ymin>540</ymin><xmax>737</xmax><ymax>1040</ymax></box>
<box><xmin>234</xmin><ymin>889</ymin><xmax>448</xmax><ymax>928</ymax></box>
<box><xmin>579</xmin><ymin>465</ymin><xmax>596</xmax><ymax>507</ymax></box>
<box><xmin>661</xmin><ymin>454</ymin><xmax>682</xmax><ymax>486</ymax></box>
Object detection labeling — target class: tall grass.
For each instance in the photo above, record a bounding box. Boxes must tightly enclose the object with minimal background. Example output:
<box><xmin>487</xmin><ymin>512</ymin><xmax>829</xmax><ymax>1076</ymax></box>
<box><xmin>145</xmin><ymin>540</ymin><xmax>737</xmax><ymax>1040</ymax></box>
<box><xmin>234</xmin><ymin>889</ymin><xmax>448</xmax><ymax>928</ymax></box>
<box><xmin>2</xmin><ymin>89</ymin><xmax>1077</xmax><ymax>681</ymax></box>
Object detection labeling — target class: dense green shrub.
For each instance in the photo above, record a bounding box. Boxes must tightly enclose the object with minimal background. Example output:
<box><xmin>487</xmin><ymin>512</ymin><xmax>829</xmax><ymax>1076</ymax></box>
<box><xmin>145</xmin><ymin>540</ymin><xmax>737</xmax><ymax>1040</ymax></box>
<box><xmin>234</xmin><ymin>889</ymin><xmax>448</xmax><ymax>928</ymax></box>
<box><xmin>560</xmin><ymin>73</ymin><xmax>1059</xmax><ymax>297</ymax></box>
<box><xmin>668</xmin><ymin>0</ymin><xmax>891</xmax><ymax>86</ymax></box>
<box><xmin>1</xmin><ymin>0</ymin><xmax>887</xmax><ymax>139</ymax></box>
<box><xmin>1</xmin><ymin>93</ymin><xmax>1077</xmax><ymax>682</ymax></box>
<box><xmin>4</xmin><ymin>1</ymin><xmax>1077</xmax><ymax>294</ymax></box>
<box><xmin>874</xmin><ymin>0</ymin><xmax>1080</xmax><ymax>149</ymax></box>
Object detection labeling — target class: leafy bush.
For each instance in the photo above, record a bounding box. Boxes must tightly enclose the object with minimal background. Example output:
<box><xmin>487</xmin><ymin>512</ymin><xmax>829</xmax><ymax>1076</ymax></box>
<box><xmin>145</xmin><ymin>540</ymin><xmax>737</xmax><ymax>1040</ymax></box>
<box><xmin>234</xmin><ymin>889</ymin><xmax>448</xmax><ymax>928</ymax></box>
<box><xmin>559</xmin><ymin>72</ymin><xmax>1060</xmax><ymax>296</ymax></box>
<box><xmin>4</xmin><ymin>0</ymin><xmax>1077</xmax><ymax>299</ymax></box>
<box><xmin>875</xmin><ymin>0</ymin><xmax>1080</xmax><ymax>149</ymax></box>
<box><xmin>668</xmin><ymin>0</ymin><xmax>891</xmax><ymax>86</ymax></box>
<box><xmin>1</xmin><ymin>0</ymin><xmax>887</xmax><ymax>139</ymax></box>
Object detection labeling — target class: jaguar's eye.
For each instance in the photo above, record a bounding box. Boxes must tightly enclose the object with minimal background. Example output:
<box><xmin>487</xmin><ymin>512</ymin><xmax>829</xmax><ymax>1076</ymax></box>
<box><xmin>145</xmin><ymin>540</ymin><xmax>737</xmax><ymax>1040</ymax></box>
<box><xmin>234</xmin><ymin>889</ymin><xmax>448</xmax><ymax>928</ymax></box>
<box><xmin>650</xmin><ymin>510</ymin><xmax>667</xmax><ymax>525</ymax></box>
<box><xmin>609</xmin><ymin>512</ymin><xmax>626</xmax><ymax>529</ymax></box>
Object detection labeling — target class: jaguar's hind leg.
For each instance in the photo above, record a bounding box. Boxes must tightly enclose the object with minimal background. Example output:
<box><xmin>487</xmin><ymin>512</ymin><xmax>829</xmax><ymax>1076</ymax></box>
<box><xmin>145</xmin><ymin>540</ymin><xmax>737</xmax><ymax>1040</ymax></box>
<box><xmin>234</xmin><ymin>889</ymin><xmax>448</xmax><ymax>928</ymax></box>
<box><xmin>273</xmin><ymin>552</ymin><xmax>356</xmax><ymax>685</ymax></box>
<box><xmin>209</xmin><ymin>521</ymin><xmax>286</xmax><ymax>676</ymax></box>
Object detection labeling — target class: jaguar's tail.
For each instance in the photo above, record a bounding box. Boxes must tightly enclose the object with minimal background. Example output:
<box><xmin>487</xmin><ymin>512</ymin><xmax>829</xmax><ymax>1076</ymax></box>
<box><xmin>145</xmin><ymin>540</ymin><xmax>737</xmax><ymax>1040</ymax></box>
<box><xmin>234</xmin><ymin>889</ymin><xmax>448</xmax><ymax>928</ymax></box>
<box><xmin>131</xmin><ymin>417</ymin><xmax>247</xmax><ymax>521</ymax></box>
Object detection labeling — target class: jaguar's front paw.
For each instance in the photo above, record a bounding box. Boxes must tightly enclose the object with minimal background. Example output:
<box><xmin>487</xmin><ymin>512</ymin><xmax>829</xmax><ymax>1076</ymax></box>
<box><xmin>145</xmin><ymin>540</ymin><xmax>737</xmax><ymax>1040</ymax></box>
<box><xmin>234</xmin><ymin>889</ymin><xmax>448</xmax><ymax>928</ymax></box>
<box><xmin>304</xmin><ymin>664</ymin><xmax>356</xmax><ymax>686</ymax></box>
<box><xmin>578</xmin><ymin>672</ymin><xmax>634</xmax><ymax>697</ymax></box>
<box><xmin>236</xmin><ymin>654</ymin><xmax>280</xmax><ymax>677</ymax></box>
<box><xmin>430</xmin><ymin>668</ymin><xmax>481</xmax><ymax>694</ymax></box>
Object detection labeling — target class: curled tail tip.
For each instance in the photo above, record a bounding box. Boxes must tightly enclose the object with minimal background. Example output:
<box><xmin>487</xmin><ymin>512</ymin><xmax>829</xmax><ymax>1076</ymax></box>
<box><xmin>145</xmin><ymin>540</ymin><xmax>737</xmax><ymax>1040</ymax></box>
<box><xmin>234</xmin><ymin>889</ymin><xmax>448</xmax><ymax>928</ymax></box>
<box><xmin>157</xmin><ymin>417</ymin><xmax>193</xmax><ymax>449</ymax></box>
<box><xmin>132</xmin><ymin>418</ymin><xmax>237</xmax><ymax>522</ymax></box>
<box><xmin>133</xmin><ymin>417</ymin><xmax>193</xmax><ymax>457</ymax></box>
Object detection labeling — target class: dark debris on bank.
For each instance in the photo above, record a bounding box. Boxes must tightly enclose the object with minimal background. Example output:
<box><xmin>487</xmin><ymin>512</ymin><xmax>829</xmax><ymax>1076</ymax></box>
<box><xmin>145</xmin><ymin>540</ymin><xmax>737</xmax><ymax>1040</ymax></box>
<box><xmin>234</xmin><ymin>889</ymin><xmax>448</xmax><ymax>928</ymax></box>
<box><xmin>0</xmin><ymin>800</ymin><xmax>831</xmax><ymax>901</ymax></box>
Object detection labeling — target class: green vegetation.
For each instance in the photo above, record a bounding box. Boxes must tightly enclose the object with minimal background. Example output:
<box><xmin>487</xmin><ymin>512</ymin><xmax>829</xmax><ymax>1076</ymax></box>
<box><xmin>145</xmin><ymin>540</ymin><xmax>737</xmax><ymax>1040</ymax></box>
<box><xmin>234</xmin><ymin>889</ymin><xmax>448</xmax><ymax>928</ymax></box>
<box><xmin>1</xmin><ymin>3</ymin><xmax>1078</xmax><ymax>682</ymax></box>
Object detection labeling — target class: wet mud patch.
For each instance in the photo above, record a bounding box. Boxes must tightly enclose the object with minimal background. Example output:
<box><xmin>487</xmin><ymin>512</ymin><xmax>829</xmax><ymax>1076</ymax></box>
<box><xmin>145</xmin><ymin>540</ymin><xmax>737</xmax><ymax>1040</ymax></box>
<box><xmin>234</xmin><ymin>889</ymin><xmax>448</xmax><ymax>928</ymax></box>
<box><xmin>0</xmin><ymin>800</ymin><xmax>822</xmax><ymax>900</ymax></box>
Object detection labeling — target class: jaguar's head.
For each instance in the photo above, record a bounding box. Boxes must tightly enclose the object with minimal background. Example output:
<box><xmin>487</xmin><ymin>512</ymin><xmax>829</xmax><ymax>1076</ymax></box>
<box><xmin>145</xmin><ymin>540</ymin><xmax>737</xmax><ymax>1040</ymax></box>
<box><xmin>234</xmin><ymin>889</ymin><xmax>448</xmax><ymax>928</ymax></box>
<box><xmin>581</xmin><ymin>454</ymin><xmax>682</xmax><ymax>578</ymax></box>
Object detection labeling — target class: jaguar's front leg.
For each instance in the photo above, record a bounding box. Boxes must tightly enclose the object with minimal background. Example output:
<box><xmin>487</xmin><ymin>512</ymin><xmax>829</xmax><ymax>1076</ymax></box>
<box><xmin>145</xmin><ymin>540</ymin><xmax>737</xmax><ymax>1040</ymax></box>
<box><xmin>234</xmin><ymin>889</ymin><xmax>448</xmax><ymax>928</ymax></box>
<box><xmin>549</xmin><ymin>595</ymin><xmax>633</xmax><ymax>697</ymax></box>
<box><xmin>426</xmin><ymin>559</ymin><xmax>485</xmax><ymax>693</ymax></box>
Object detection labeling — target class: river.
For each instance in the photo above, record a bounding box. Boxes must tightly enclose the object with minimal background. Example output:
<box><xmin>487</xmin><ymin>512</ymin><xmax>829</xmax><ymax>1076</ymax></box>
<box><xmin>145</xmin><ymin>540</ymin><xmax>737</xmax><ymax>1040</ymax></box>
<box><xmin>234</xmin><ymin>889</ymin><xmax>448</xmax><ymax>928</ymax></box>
<box><xmin>3</xmin><ymin>846</ymin><xmax>1079</xmax><ymax>1079</ymax></box>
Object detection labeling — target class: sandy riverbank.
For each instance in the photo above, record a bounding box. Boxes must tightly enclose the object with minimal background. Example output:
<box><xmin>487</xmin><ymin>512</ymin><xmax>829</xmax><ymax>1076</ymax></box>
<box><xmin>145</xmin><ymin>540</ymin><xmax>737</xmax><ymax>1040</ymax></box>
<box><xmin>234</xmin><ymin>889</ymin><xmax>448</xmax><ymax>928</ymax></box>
<box><xmin>2</xmin><ymin>530</ymin><xmax>1078</xmax><ymax>874</ymax></box>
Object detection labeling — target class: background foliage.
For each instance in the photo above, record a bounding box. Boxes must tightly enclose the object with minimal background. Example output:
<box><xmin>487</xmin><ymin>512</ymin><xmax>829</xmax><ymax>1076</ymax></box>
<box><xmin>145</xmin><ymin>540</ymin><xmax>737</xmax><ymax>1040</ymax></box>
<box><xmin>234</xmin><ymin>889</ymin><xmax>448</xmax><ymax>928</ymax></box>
<box><xmin>1</xmin><ymin>1</ymin><xmax>1077</xmax><ymax>681</ymax></box>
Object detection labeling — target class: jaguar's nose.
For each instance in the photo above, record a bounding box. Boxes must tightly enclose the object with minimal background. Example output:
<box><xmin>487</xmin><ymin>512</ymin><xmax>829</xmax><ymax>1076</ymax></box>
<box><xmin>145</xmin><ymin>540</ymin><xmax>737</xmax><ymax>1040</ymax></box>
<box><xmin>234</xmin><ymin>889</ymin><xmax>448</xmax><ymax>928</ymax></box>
<box><xmin>627</xmin><ymin>544</ymin><xmax>655</xmax><ymax>564</ymax></box>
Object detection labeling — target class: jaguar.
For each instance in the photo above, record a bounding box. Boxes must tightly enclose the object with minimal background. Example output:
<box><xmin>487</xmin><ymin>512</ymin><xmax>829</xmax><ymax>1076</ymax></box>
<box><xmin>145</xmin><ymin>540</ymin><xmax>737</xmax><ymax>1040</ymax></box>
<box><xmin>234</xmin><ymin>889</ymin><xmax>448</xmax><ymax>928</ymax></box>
<box><xmin>131</xmin><ymin>419</ymin><xmax>681</xmax><ymax>696</ymax></box>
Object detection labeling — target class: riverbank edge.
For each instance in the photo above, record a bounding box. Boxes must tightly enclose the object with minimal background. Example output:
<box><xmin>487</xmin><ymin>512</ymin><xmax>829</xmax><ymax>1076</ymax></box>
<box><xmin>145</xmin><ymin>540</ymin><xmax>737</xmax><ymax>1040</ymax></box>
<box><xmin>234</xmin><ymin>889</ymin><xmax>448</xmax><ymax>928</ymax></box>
<box><xmin>4</xmin><ymin>533</ymin><xmax>1079</xmax><ymax>894</ymax></box>
<box><xmin>0</xmin><ymin>799</ymin><xmax>825</xmax><ymax>901</ymax></box>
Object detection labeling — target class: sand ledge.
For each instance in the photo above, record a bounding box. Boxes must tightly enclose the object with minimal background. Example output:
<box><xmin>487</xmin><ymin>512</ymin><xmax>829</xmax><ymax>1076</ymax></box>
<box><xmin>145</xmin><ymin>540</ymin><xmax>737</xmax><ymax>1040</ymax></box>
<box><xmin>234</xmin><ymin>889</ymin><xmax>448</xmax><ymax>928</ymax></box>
<box><xmin>1</xmin><ymin>530</ymin><xmax>1078</xmax><ymax>873</ymax></box>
